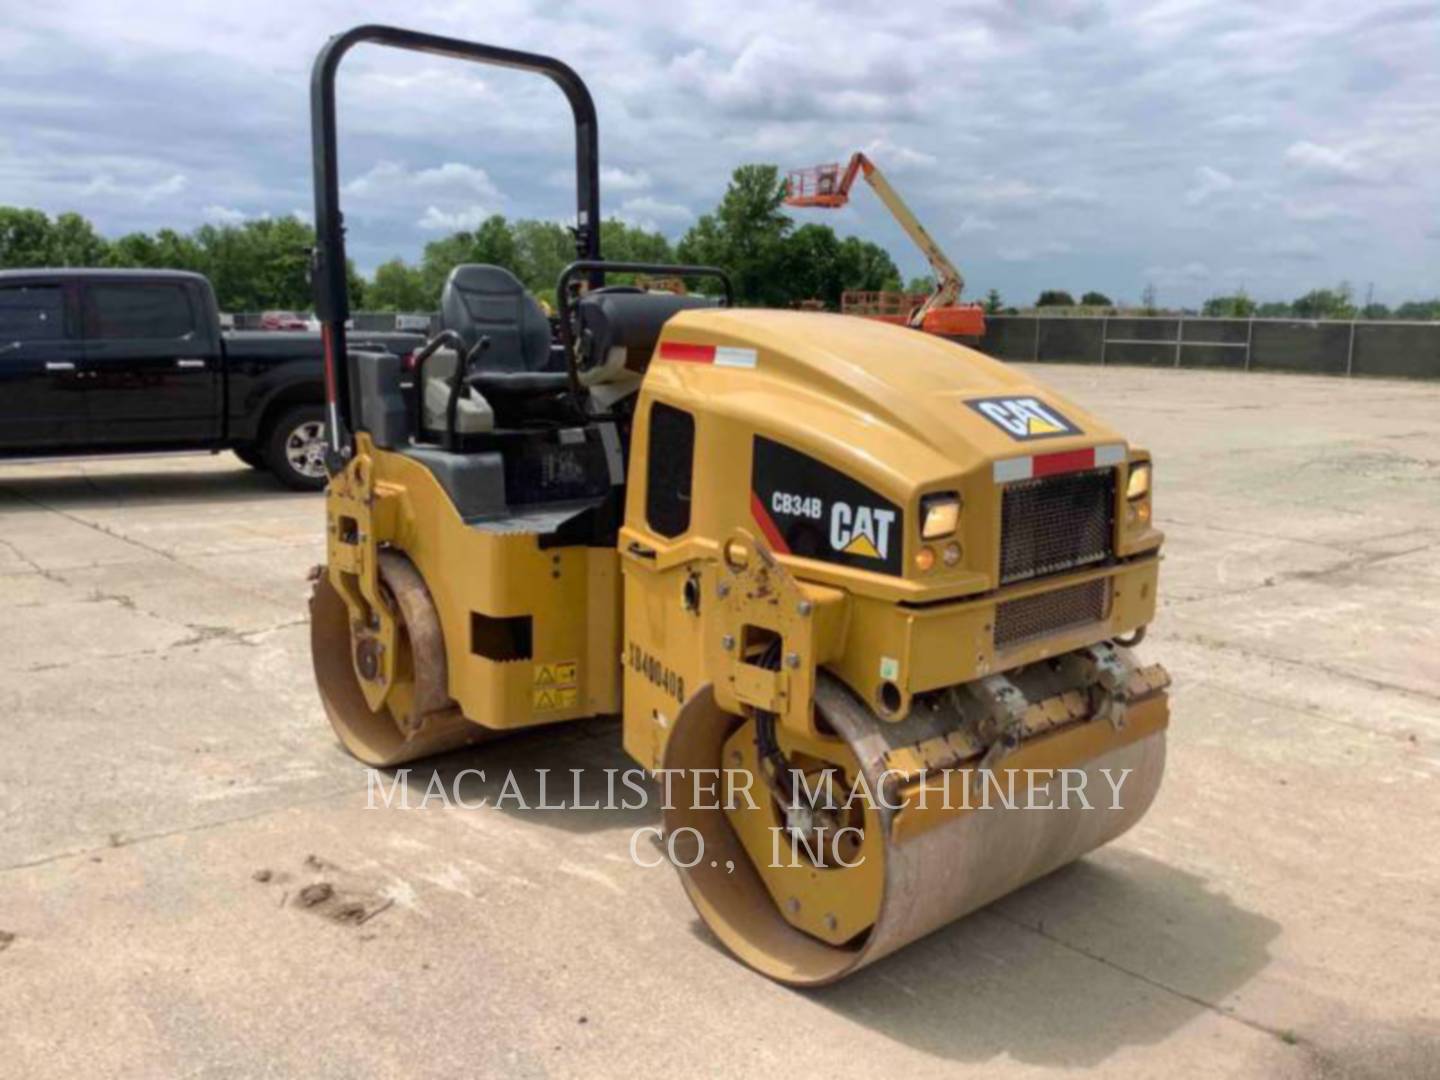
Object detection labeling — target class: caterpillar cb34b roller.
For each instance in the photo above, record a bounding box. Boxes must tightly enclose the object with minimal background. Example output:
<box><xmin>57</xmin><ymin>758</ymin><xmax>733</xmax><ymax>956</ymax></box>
<box><xmin>308</xmin><ymin>26</ymin><xmax>1171</xmax><ymax>986</ymax></box>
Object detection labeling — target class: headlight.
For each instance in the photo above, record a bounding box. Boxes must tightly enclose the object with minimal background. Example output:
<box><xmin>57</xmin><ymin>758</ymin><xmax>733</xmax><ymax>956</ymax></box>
<box><xmin>920</xmin><ymin>492</ymin><xmax>961</xmax><ymax>539</ymax></box>
<box><xmin>1126</xmin><ymin>462</ymin><xmax>1151</xmax><ymax>501</ymax></box>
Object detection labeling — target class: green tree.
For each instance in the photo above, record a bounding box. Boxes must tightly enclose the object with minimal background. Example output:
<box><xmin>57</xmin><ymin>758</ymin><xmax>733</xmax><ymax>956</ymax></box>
<box><xmin>420</xmin><ymin>233</ymin><xmax>475</xmax><ymax>303</ymax></box>
<box><xmin>49</xmin><ymin>212</ymin><xmax>109</xmax><ymax>266</ymax></box>
<box><xmin>512</xmin><ymin>219</ymin><xmax>575</xmax><ymax>294</ymax></box>
<box><xmin>600</xmin><ymin>219</ymin><xmax>673</xmax><ymax>265</ymax></box>
<box><xmin>149</xmin><ymin>229</ymin><xmax>207</xmax><ymax>273</ymax></box>
<box><xmin>419</xmin><ymin>214</ymin><xmax>521</xmax><ymax>303</ymax></box>
<box><xmin>1291</xmin><ymin>284</ymin><xmax>1356</xmax><ymax>320</ymax></box>
<box><xmin>1080</xmin><ymin>290</ymin><xmax>1112</xmax><ymax>307</ymax></box>
<box><xmin>1394</xmin><ymin>299</ymin><xmax>1440</xmax><ymax>320</ymax></box>
<box><xmin>0</xmin><ymin>207</ymin><xmax>59</xmax><ymax>267</ymax></box>
<box><xmin>367</xmin><ymin>258</ymin><xmax>428</xmax><ymax>311</ymax></box>
<box><xmin>106</xmin><ymin>231</ymin><xmax>163</xmax><ymax>268</ymax></box>
<box><xmin>780</xmin><ymin>223</ymin><xmax>843</xmax><ymax>307</ymax></box>
<box><xmin>673</xmin><ymin>164</ymin><xmax>910</xmax><ymax>308</ymax></box>
<box><xmin>345</xmin><ymin>260</ymin><xmax>368</xmax><ymax>311</ymax></box>
<box><xmin>906</xmin><ymin>274</ymin><xmax>937</xmax><ymax>294</ymax></box>
<box><xmin>472</xmin><ymin>215</ymin><xmax>518</xmax><ymax>269</ymax></box>
<box><xmin>1361</xmin><ymin>301</ymin><xmax>1391</xmax><ymax>320</ymax></box>
<box><xmin>1256</xmin><ymin>300</ymin><xmax>1291</xmax><ymax>317</ymax></box>
<box><xmin>1036</xmin><ymin>289</ymin><xmax>1076</xmax><ymax>307</ymax></box>
<box><xmin>1202</xmin><ymin>291</ymin><xmax>1257</xmax><ymax>317</ymax></box>
<box><xmin>833</xmin><ymin>235</ymin><xmax>900</xmax><ymax>294</ymax></box>
<box><xmin>983</xmin><ymin>288</ymin><xmax>1003</xmax><ymax>315</ymax></box>
<box><xmin>194</xmin><ymin>216</ymin><xmax>315</xmax><ymax>311</ymax></box>
<box><xmin>678</xmin><ymin>165</ymin><xmax>792</xmax><ymax>305</ymax></box>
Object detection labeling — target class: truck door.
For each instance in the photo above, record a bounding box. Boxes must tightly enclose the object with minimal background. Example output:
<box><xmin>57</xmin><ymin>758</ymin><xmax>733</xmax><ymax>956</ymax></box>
<box><xmin>0</xmin><ymin>281</ymin><xmax>87</xmax><ymax>451</ymax></box>
<box><xmin>80</xmin><ymin>280</ymin><xmax>220</xmax><ymax>446</ymax></box>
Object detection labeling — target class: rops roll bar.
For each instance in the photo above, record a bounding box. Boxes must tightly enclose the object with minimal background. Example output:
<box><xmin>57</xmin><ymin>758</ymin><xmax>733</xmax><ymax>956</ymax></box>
<box><xmin>309</xmin><ymin>25</ymin><xmax>603</xmax><ymax>464</ymax></box>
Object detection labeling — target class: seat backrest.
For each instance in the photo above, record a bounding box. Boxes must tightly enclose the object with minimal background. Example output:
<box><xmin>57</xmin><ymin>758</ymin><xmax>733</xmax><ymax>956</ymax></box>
<box><xmin>440</xmin><ymin>264</ymin><xmax>552</xmax><ymax>373</ymax></box>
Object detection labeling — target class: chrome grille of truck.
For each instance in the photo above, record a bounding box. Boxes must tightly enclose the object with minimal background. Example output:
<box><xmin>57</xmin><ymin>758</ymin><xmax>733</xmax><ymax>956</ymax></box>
<box><xmin>999</xmin><ymin>467</ymin><xmax>1116</xmax><ymax>585</ymax></box>
<box><xmin>994</xmin><ymin>577</ymin><xmax>1110</xmax><ymax>649</ymax></box>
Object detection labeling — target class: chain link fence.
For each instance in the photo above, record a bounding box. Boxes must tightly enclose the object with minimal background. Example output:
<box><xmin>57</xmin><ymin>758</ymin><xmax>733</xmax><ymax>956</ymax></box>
<box><xmin>226</xmin><ymin>310</ymin><xmax>1440</xmax><ymax>380</ymax></box>
<box><xmin>978</xmin><ymin>315</ymin><xmax>1440</xmax><ymax>379</ymax></box>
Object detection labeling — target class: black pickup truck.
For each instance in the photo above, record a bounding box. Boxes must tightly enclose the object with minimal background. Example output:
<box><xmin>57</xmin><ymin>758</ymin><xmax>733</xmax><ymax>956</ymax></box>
<box><xmin>0</xmin><ymin>269</ymin><xmax>422</xmax><ymax>489</ymax></box>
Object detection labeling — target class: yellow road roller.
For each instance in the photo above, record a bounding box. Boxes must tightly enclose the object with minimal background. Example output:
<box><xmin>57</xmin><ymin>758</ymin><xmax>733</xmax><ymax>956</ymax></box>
<box><xmin>307</xmin><ymin>26</ymin><xmax>1169</xmax><ymax>986</ymax></box>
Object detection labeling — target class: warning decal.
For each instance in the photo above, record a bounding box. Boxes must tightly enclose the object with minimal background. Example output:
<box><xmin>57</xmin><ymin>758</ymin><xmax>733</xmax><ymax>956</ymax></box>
<box><xmin>967</xmin><ymin>396</ymin><xmax>1081</xmax><ymax>442</ymax></box>
<box><xmin>658</xmin><ymin>341</ymin><xmax>758</xmax><ymax>368</ymax></box>
<box><xmin>533</xmin><ymin>660</ymin><xmax>579</xmax><ymax>712</ymax></box>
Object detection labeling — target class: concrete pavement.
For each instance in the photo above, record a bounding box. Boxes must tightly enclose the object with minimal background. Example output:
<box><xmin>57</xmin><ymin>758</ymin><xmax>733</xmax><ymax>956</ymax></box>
<box><xmin>1</xmin><ymin>367</ymin><xmax>1437</xmax><ymax>1078</ymax></box>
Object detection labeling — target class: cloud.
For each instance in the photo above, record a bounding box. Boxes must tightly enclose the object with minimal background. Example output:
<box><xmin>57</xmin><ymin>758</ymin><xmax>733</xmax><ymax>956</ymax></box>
<box><xmin>348</xmin><ymin>161</ymin><xmax>502</xmax><ymax>201</ymax></box>
<box><xmin>861</xmin><ymin>139</ymin><xmax>937</xmax><ymax>172</ymax></box>
<box><xmin>997</xmin><ymin>241</ymin><xmax>1073</xmax><ymax>263</ymax></box>
<box><xmin>1208</xmin><ymin>113</ymin><xmax>1268</xmax><ymax>133</ymax></box>
<box><xmin>1142</xmin><ymin>261</ymin><xmax>1212</xmax><ymax>285</ymax></box>
<box><xmin>601</xmin><ymin>166</ymin><xmax>652</xmax><ymax>192</ymax></box>
<box><xmin>417</xmin><ymin>205</ymin><xmax>493</xmax><ymax>232</ymax></box>
<box><xmin>201</xmin><ymin>205</ymin><xmax>246</xmax><ymax>225</ymax></box>
<box><xmin>1255</xmin><ymin>236</ymin><xmax>1322</xmax><ymax>262</ymax></box>
<box><xmin>1280</xmin><ymin>200</ymin><xmax>1354</xmax><ymax>224</ymax></box>
<box><xmin>956</xmin><ymin>215</ymin><xmax>998</xmax><ymax>235</ymax></box>
<box><xmin>666</xmin><ymin>32</ymin><xmax>931</xmax><ymax>122</ymax></box>
<box><xmin>81</xmin><ymin>171</ymin><xmax>187</xmax><ymax>202</ymax></box>
<box><xmin>0</xmin><ymin>0</ymin><xmax>1434</xmax><ymax>306</ymax></box>
<box><xmin>615</xmin><ymin>196</ymin><xmax>694</xmax><ymax>232</ymax></box>
<box><xmin>959</xmin><ymin>177</ymin><xmax>1098</xmax><ymax>211</ymax></box>
<box><xmin>1283</xmin><ymin>141</ymin><xmax>1384</xmax><ymax>185</ymax></box>
<box><xmin>1184</xmin><ymin>165</ymin><xmax>1237</xmax><ymax>206</ymax></box>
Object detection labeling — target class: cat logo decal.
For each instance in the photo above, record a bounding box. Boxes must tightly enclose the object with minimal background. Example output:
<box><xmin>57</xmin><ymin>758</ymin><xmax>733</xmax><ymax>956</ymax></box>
<box><xmin>968</xmin><ymin>396</ymin><xmax>1081</xmax><ymax>441</ymax></box>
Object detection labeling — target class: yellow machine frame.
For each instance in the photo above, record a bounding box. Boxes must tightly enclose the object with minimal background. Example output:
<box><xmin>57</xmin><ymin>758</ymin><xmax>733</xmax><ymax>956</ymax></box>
<box><xmin>307</xmin><ymin>25</ymin><xmax>1169</xmax><ymax>988</ymax></box>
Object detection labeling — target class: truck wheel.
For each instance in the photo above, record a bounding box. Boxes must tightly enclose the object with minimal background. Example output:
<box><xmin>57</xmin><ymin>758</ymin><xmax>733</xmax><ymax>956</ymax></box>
<box><xmin>233</xmin><ymin>445</ymin><xmax>267</xmax><ymax>471</ymax></box>
<box><xmin>264</xmin><ymin>406</ymin><xmax>329</xmax><ymax>491</ymax></box>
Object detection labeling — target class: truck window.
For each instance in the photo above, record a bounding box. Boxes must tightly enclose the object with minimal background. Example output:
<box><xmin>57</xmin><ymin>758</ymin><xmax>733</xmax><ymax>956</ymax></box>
<box><xmin>86</xmin><ymin>283</ymin><xmax>196</xmax><ymax>340</ymax></box>
<box><xmin>0</xmin><ymin>285</ymin><xmax>65</xmax><ymax>342</ymax></box>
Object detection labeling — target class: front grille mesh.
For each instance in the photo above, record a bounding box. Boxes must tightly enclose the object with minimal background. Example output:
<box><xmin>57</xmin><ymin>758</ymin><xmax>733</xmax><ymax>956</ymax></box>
<box><xmin>1000</xmin><ymin>467</ymin><xmax>1115</xmax><ymax>585</ymax></box>
<box><xmin>994</xmin><ymin>577</ymin><xmax>1110</xmax><ymax>649</ymax></box>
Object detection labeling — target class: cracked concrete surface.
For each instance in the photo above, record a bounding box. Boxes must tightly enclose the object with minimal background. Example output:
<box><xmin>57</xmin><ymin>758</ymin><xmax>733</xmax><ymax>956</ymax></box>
<box><xmin>1</xmin><ymin>369</ymin><xmax>1438</xmax><ymax>1079</ymax></box>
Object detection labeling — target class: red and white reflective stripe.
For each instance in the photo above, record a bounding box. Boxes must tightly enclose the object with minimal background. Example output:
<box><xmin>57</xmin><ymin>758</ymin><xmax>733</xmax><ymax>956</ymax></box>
<box><xmin>993</xmin><ymin>443</ymin><xmax>1125</xmax><ymax>483</ymax></box>
<box><xmin>658</xmin><ymin>341</ymin><xmax>758</xmax><ymax>368</ymax></box>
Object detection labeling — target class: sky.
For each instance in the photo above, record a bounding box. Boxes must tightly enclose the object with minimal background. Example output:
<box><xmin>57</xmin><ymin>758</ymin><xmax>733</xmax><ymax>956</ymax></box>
<box><xmin>1</xmin><ymin>0</ymin><xmax>1436</xmax><ymax>308</ymax></box>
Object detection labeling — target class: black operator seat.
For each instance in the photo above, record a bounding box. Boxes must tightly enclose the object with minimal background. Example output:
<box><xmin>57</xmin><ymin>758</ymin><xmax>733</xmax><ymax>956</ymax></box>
<box><xmin>440</xmin><ymin>264</ymin><xmax>570</xmax><ymax>398</ymax></box>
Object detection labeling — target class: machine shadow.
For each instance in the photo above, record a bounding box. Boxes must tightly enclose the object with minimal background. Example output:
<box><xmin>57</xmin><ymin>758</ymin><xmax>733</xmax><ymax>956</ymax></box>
<box><xmin>379</xmin><ymin>717</ymin><xmax>661</xmax><ymax>834</ymax></box>
<box><xmin>781</xmin><ymin>849</ymin><xmax>1280</xmax><ymax>1068</ymax></box>
<box><xmin>0</xmin><ymin>461</ymin><xmax>299</xmax><ymax>510</ymax></box>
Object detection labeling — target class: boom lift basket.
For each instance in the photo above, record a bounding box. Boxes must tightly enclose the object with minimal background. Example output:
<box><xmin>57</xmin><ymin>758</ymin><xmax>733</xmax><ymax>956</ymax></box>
<box><xmin>784</xmin><ymin>165</ymin><xmax>848</xmax><ymax>208</ymax></box>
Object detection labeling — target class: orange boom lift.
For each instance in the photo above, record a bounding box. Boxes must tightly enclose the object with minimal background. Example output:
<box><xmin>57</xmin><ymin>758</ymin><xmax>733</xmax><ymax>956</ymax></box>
<box><xmin>785</xmin><ymin>153</ymin><xmax>985</xmax><ymax>340</ymax></box>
